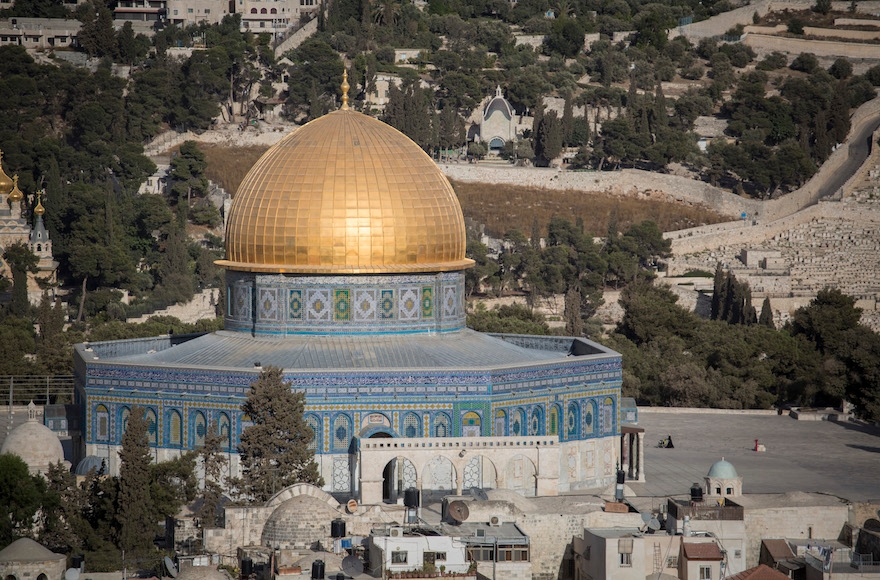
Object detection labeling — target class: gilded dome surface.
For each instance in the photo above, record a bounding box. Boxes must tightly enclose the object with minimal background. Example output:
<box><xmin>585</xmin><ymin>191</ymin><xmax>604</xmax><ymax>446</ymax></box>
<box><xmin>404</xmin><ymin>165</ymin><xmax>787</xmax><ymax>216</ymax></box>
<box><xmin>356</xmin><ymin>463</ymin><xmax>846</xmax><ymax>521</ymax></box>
<box><xmin>0</xmin><ymin>150</ymin><xmax>13</xmax><ymax>195</ymax></box>
<box><xmin>218</xmin><ymin>109</ymin><xmax>473</xmax><ymax>274</ymax></box>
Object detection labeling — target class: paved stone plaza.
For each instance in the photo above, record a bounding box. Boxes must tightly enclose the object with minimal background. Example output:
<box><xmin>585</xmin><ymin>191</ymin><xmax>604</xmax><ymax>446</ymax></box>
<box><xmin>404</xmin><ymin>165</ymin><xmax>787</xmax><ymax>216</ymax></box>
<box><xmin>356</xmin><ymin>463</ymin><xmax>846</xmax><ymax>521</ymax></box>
<box><xmin>627</xmin><ymin>410</ymin><xmax>880</xmax><ymax>502</ymax></box>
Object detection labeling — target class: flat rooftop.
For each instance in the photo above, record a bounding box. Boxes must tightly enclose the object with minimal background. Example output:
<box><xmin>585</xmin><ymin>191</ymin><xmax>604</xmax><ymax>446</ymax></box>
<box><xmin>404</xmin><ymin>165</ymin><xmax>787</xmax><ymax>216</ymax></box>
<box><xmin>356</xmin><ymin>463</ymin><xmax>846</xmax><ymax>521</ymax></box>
<box><xmin>627</xmin><ymin>410</ymin><xmax>880</xmax><ymax>502</ymax></box>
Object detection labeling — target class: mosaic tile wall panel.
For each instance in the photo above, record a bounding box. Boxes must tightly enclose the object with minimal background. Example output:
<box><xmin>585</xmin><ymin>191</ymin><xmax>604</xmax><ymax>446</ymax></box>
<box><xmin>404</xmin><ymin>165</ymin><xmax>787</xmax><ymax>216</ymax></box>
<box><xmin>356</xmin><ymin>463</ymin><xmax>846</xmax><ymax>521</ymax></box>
<box><xmin>225</xmin><ymin>271</ymin><xmax>466</xmax><ymax>334</ymax></box>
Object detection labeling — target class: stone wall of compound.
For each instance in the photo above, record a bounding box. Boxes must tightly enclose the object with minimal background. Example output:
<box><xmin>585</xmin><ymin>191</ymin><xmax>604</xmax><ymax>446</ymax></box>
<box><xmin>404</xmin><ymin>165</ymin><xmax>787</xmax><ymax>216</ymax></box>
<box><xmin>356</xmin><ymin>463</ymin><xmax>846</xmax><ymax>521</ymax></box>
<box><xmin>668</xmin><ymin>0</ymin><xmax>867</xmax><ymax>41</ymax></box>
<box><xmin>665</xmin><ymin>97</ymin><xmax>880</xmax><ymax>255</ymax></box>
<box><xmin>127</xmin><ymin>288</ymin><xmax>218</xmax><ymax>324</ymax></box>
<box><xmin>441</xmin><ymin>165</ymin><xmax>756</xmax><ymax>219</ymax></box>
<box><xmin>743</xmin><ymin>33</ymin><xmax>880</xmax><ymax>59</ymax></box>
<box><xmin>273</xmin><ymin>18</ymin><xmax>317</xmax><ymax>57</ymax></box>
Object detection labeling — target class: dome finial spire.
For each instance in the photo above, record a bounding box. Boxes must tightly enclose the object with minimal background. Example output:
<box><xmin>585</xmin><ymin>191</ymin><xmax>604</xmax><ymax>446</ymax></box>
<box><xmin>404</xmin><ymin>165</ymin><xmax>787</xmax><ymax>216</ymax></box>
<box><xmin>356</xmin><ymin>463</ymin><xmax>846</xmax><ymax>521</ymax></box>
<box><xmin>8</xmin><ymin>174</ymin><xmax>23</xmax><ymax>202</ymax></box>
<box><xmin>341</xmin><ymin>69</ymin><xmax>350</xmax><ymax>110</ymax></box>
<box><xmin>34</xmin><ymin>188</ymin><xmax>45</xmax><ymax>216</ymax></box>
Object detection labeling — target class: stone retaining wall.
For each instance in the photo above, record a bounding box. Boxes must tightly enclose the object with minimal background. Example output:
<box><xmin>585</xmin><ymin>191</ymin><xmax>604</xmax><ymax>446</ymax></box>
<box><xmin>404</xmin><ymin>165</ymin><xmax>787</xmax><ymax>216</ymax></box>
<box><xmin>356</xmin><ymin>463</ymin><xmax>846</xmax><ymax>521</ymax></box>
<box><xmin>127</xmin><ymin>288</ymin><xmax>218</xmax><ymax>324</ymax></box>
<box><xmin>743</xmin><ymin>33</ymin><xmax>880</xmax><ymax>58</ymax></box>
<box><xmin>441</xmin><ymin>164</ymin><xmax>753</xmax><ymax>219</ymax></box>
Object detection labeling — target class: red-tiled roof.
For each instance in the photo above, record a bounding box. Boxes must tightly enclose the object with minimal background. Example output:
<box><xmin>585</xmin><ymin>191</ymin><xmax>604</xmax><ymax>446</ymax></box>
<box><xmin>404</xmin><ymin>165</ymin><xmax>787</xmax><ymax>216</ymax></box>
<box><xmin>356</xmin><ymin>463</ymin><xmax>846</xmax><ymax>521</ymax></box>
<box><xmin>682</xmin><ymin>542</ymin><xmax>723</xmax><ymax>560</ymax></box>
<box><xmin>729</xmin><ymin>564</ymin><xmax>791</xmax><ymax>580</ymax></box>
<box><xmin>762</xmin><ymin>539</ymin><xmax>795</xmax><ymax>561</ymax></box>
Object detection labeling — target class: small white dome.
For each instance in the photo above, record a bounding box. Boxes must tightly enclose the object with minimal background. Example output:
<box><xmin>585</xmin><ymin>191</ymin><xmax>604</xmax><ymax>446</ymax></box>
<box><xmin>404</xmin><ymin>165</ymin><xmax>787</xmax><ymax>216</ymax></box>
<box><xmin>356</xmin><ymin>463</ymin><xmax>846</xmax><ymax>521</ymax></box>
<box><xmin>0</xmin><ymin>403</ymin><xmax>65</xmax><ymax>476</ymax></box>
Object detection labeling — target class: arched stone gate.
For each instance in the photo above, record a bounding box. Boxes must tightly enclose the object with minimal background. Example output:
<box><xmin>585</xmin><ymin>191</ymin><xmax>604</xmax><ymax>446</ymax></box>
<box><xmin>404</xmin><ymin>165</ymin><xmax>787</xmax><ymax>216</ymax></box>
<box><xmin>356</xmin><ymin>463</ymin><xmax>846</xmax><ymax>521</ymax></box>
<box><xmin>358</xmin><ymin>436</ymin><xmax>559</xmax><ymax>504</ymax></box>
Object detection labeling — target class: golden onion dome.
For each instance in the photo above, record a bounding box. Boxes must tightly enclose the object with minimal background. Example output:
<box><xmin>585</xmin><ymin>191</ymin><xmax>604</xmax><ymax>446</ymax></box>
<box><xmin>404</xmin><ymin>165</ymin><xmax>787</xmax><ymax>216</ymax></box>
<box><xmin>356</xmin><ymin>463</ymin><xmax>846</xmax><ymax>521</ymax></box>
<box><xmin>8</xmin><ymin>174</ymin><xmax>23</xmax><ymax>203</ymax></box>
<box><xmin>0</xmin><ymin>150</ymin><xmax>13</xmax><ymax>196</ymax></box>
<box><xmin>218</xmin><ymin>108</ymin><xmax>473</xmax><ymax>274</ymax></box>
<box><xmin>33</xmin><ymin>189</ymin><xmax>44</xmax><ymax>215</ymax></box>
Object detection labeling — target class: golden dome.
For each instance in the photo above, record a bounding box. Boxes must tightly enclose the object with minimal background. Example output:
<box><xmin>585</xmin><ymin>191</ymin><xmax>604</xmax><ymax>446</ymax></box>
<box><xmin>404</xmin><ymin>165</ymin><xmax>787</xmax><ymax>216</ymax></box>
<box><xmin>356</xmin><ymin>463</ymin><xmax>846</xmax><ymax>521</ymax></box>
<box><xmin>0</xmin><ymin>150</ymin><xmax>13</xmax><ymax>196</ymax></box>
<box><xmin>218</xmin><ymin>109</ymin><xmax>473</xmax><ymax>274</ymax></box>
<box><xmin>8</xmin><ymin>174</ymin><xmax>23</xmax><ymax>203</ymax></box>
<box><xmin>33</xmin><ymin>189</ymin><xmax>44</xmax><ymax>215</ymax></box>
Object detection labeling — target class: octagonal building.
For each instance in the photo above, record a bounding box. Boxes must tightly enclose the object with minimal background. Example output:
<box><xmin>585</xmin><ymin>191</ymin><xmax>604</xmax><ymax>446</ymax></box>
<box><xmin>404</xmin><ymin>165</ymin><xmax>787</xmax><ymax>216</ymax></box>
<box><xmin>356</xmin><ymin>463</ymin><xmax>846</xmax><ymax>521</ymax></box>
<box><xmin>74</xmin><ymin>96</ymin><xmax>630</xmax><ymax>502</ymax></box>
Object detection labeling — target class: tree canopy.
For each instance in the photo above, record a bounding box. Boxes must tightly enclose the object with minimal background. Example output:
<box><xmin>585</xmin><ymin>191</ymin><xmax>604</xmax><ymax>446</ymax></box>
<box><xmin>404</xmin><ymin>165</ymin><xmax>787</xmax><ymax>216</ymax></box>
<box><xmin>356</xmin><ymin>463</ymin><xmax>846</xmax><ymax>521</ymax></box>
<box><xmin>239</xmin><ymin>367</ymin><xmax>323</xmax><ymax>502</ymax></box>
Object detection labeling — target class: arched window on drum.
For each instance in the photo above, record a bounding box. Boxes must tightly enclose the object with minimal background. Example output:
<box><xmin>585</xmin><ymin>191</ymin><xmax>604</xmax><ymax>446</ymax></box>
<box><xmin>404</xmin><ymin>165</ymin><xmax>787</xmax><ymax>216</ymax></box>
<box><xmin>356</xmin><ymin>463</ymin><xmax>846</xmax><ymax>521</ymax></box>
<box><xmin>511</xmin><ymin>408</ymin><xmax>526</xmax><ymax>436</ymax></box>
<box><xmin>433</xmin><ymin>412</ymin><xmax>450</xmax><ymax>437</ymax></box>
<box><xmin>494</xmin><ymin>409</ymin><xmax>506</xmax><ymax>436</ymax></box>
<box><xmin>403</xmin><ymin>412</ymin><xmax>421</xmax><ymax>438</ymax></box>
<box><xmin>461</xmin><ymin>411</ymin><xmax>481</xmax><ymax>437</ymax></box>
<box><xmin>218</xmin><ymin>412</ymin><xmax>232</xmax><ymax>449</ymax></box>
<box><xmin>566</xmin><ymin>402</ymin><xmax>580</xmax><ymax>440</ymax></box>
<box><xmin>529</xmin><ymin>407</ymin><xmax>544</xmax><ymax>436</ymax></box>
<box><xmin>602</xmin><ymin>397</ymin><xmax>615</xmax><ymax>434</ymax></box>
<box><xmin>549</xmin><ymin>405</ymin><xmax>560</xmax><ymax>436</ymax></box>
<box><xmin>304</xmin><ymin>414</ymin><xmax>320</xmax><ymax>451</ymax></box>
<box><xmin>584</xmin><ymin>400</ymin><xmax>596</xmax><ymax>435</ymax></box>
<box><xmin>96</xmin><ymin>404</ymin><xmax>109</xmax><ymax>442</ymax></box>
<box><xmin>168</xmin><ymin>410</ymin><xmax>182</xmax><ymax>447</ymax></box>
<box><xmin>333</xmin><ymin>414</ymin><xmax>351</xmax><ymax>451</ymax></box>
<box><xmin>119</xmin><ymin>407</ymin><xmax>131</xmax><ymax>442</ymax></box>
<box><xmin>193</xmin><ymin>411</ymin><xmax>207</xmax><ymax>447</ymax></box>
<box><xmin>145</xmin><ymin>408</ymin><xmax>158</xmax><ymax>446</ymax></box>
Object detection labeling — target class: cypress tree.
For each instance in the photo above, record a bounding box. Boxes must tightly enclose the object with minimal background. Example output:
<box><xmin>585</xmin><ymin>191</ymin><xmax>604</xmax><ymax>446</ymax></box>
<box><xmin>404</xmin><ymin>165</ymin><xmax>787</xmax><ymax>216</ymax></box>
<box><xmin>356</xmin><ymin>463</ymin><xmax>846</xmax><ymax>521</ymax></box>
<box><xmin>195</xmin><ymin>422</ymin><xmax>228</xmax><ymax>528</ymax></box>
<box><xmin>759</xmin><ymin>296</ymin><xmax>774</xmax><ymax>327</ymax></box>
<box><xmin>564</xmin><ymin>284</ymin><xmax>583</xmax><ymax>337</ymax></box>
<box><xmin>239</xmin><ymin>367</ymin><xmax>323</xmax><ymax>502</ymax></box>
<box><xmin>562</xmin><ymin>93</ymin><xmax>574</xmax><ymax>148</ymax></box>
<box><xmin>117</xmin><ymin>406</ymin><xmax>156</xmax><ymax>558</ymax></box>
<box><xmin>710</xmin><ymin>263</ymin><xmax>725</xmax><ymax>320</ymax></box>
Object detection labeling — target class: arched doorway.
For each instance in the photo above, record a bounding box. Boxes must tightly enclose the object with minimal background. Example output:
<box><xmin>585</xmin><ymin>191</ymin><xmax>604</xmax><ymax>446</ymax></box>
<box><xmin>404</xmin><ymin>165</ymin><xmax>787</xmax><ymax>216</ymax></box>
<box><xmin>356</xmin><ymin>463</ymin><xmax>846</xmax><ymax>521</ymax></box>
<box><xmin>382</xmin><ymin>457</ymin><xmax>416</xmax><ymax>503</ymax></box>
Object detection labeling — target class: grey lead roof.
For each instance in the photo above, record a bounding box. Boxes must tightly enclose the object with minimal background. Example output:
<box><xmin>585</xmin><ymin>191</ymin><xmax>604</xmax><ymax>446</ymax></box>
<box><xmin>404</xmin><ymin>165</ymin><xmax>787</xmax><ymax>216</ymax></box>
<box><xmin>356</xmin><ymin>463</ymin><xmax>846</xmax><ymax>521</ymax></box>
<box><xmin>87</xmin><ymin>329</ymin><xmax>610</xmax><ymax>372</ymax></box>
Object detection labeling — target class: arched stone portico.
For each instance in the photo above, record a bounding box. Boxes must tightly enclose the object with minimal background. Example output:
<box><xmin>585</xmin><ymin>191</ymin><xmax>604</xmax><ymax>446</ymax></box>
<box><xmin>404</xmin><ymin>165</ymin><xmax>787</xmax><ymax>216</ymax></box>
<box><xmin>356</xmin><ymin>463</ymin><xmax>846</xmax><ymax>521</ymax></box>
<box><xmin>358</xmin><ymin>436</ymin><xmax>560</xmax><ymax>505</ymax></box>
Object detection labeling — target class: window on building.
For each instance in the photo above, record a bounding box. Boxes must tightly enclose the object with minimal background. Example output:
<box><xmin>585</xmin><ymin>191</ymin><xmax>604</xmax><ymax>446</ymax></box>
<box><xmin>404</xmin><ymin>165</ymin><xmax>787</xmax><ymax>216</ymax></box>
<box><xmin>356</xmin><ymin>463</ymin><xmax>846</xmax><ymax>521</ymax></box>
<box><xmin>169</xmin><ymin>410</ymin><xmax>182</xmax><ymax>446</ymax></box>
<box><xmin>204</xmin><ymin>8</ymin><xmax>210</xmax><ymax>12</ymax></box>
<box><xmin>403</xmin><ymin>413</ymin><xmax>420</xmax><ymax>438</ymax></box>
<box><xmin>194</xmin><ymin>412</ymin><xmax>207</xmax><ymax>446</ymax></box>
<box><xmin>187</xmin><ymin>7</ymin><xmax>193</xmax><ymax>12</ymax></box>
<box><xmin>391</xmin><ymin>551</ymin><xmax>407</xmax><ymax>564</ymax></box>
<box><xmin>218</xmin><ymin>413</ymin><xmax>231</xmax><ymax>449</ymax></box>
<box><xmin>96</xmin><ymin>404</ymin><xmax>109</xmax><ymax>441</ymax></box>
<box><xmin>305</xmin><ymin>415</ymin><xmax>319</xmax><ymax>450</ymax></box>
<box><xmin>666</xmin><ymin>556</ymin><xmax>678</xmax><ymax>568</ymax></box>
<box><xmin>700</xmin><ymin>565</ymin><xmax>712</xmax><ymax>580</ymax></box>
<box><xmin>467</xmin><ymin>548</ymin><xmax>494</xmax><ymax>561</ymax></box>
<box><xmin>734</xmin><ymin>550</ymin><xmax>741</xmax><ymax>559</ymax></box>
<box><xmin>618</xmin><ymin>538</ymin><xmax>633</xmax><ymax>567</ymax></box>
<box><xmin>715</xmin><ymin>487</ymin><xmax>721</xmax><ymax>494</ymax></box>
<box><xmin>146</xmin><ymin>408</ymin><xmax>158</xmax><ymax>445</ymax></box>
<box><xmin>726</xmin><ymin>487</ymin><xmax>733</xmax><ymax>494</ymax></box>
<box><xmin>435</xmin><ymin>553</ymin><xmax>446</xmax><ymax>561</ymax></box>
<box><xmin>498</xmin><ymin>547</ymin><xmax>529</xmax><ymax>562</ymax></box>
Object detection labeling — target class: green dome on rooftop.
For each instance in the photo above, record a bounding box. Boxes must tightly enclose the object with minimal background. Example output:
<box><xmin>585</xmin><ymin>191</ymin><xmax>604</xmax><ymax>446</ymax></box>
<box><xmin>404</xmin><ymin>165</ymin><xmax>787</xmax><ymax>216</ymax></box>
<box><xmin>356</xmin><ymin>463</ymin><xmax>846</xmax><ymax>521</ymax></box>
<box><xmin>707</xmin><ymin>458</ymin><xmax>738</xmax><ymax>479</ymax></box>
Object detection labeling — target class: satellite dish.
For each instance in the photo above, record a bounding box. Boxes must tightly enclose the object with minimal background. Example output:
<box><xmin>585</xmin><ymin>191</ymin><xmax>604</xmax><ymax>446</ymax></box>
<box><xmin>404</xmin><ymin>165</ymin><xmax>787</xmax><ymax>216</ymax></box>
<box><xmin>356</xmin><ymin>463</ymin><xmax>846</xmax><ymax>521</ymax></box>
<box><xmin>448</xmin><ymin>500</ymin><xmax>470</xmax><ymax>523</ymax></box>
<box><xmin>65</xmin><ymin>569</ymin><xmax>80</xmax><ymax>580</ymax></box>
<box><xmin>469</xmin><ymin>487</ymin><xmax>489</xmax><ymax>501</ymax></box>
<box><xmin>164</xmin><ymin>556</ymin><xmax>178</xmax><ymax>578</ymax></box>
<box><xmin>640</xmin><ymin>513</ymin><xmax>653</xmax><ymax>524</ymax></box>
<box><xmin>342</xmin><ymin>555</ymin><xmax>364</xmax><ymax>576</ymax></box>
<box><xmin>647</xmin><ymin>518</ymin><xmax>661</xmax><ymax>531</ymax></box>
